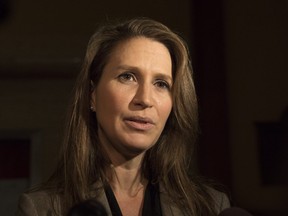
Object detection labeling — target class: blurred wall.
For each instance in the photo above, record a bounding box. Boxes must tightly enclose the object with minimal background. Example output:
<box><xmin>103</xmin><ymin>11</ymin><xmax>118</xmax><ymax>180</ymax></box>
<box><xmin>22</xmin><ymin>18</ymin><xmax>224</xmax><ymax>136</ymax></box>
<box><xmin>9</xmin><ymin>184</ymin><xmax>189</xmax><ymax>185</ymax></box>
<box><xmin>191</xmin><ymin>0</ymin><xmax>287</xmax><ymax>215</ymax></box>
<box><xmin>0</xmin><ymin>0</ymin><xmax>192</xmax><ymax>71</ymax></box>
<box><xmin>224</xmin><ymin>0</ymin><xmax>288</xmax><ymax>214</ymax></box>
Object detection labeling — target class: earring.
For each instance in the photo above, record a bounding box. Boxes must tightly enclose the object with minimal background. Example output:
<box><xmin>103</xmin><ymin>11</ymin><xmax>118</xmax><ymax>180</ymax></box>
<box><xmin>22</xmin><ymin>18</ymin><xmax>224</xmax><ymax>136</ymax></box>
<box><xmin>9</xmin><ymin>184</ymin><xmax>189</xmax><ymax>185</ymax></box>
<box><xmin>90</xmin><ymin>106</ymin><xmax>95</xmax><ymax>112</ymax></box>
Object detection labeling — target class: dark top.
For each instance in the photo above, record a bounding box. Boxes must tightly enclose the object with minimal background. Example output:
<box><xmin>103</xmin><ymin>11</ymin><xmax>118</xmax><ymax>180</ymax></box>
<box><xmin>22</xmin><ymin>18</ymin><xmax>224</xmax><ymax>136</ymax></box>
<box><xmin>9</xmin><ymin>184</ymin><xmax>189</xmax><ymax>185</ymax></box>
<box><xmin>16</xmin><ymin>180</ymin><xmax>231</xmax><ymax>215</ymax></box>
<box><xmin>104</xmin><ymin>182</ymin><xmax>162</xmax><ymax>216</ymax></box>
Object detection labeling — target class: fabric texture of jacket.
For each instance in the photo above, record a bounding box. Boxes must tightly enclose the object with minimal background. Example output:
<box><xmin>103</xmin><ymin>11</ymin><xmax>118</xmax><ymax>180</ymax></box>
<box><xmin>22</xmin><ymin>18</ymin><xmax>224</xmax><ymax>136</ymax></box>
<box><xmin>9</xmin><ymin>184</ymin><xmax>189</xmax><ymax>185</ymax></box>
<box><xmin>16</xmin><ymin>182</ymin><xmax>230</xmax><ymax>216</ymax></box>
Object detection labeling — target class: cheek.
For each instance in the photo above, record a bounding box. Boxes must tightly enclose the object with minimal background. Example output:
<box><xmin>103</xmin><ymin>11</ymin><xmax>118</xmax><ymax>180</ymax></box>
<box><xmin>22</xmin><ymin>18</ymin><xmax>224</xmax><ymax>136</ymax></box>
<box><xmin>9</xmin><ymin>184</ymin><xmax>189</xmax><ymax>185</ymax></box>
<box><xmin>158</xmin><ymin>99</ymin><xmax>173</xmax><ymax>122</ymax></box>
<box><xmin>96</xmin><ymin>85</ymin><xmax>129</xmax><ymax>115</ymax></box>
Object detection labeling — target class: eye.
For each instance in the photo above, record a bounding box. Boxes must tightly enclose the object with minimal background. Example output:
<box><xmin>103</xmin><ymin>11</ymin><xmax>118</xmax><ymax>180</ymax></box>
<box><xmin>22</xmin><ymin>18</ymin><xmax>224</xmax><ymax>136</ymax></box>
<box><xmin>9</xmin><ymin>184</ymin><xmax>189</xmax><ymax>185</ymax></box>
<box><xmin>118</xmin><ymin>72</ymin><xmax>136</xmax><ymax>82</ymax></box>
<box><xmin>154</xmin><ymin>80</ymin><xmax>171</xmax><ymax>90</ymax></box>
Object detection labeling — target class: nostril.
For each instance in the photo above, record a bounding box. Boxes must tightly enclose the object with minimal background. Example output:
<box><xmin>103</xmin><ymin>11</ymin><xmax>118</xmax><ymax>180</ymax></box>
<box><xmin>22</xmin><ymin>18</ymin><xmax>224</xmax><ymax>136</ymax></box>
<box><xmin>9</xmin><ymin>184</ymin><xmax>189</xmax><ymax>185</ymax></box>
<box><xmin>132</xmin><ymin>86</ymin><xmax>153</xmax><ymax>108</ymax></box>
<box><xmin>132</xmin><ymin>95</ymin><xmax>153</xmax><ymax>108</ymax></box>
<box><xmin>133</xmin><ymin>99</ymin><xmax>152</xmax><ymax>108</ymax></box>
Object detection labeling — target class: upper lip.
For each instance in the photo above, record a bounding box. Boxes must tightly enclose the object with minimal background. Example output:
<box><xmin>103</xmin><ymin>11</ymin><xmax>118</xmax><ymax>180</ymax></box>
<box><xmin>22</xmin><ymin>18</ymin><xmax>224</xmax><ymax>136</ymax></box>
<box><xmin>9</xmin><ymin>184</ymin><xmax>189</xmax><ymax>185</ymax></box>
<box><xmin>124</xmin><ymin>116</ymin><xmax>155</xmax><ymax>124</ymax></box>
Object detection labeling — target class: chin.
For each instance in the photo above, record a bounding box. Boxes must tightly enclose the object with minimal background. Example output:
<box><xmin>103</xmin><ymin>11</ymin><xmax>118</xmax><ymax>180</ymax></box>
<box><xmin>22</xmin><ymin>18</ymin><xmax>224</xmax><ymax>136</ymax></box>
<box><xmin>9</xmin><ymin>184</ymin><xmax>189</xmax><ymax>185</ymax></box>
<box><xmin>121</xmin><ymin>142</ymin><xmax>154</xmax><ymax>157</ymax></box>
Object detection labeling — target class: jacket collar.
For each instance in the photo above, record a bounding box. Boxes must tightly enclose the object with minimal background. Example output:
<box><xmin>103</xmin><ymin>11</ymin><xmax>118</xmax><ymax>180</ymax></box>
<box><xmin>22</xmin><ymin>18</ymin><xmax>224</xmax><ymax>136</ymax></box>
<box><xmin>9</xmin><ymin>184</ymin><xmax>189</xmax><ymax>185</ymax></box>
<box><xmin>90</xmin><ymin>180</ymin><xmax>183</xmax><ymax>216</ymax></box>
<box><xmin>159</xmin><ymin>182</ymin><xmax>184</xmax><ymax>216</ymax></box>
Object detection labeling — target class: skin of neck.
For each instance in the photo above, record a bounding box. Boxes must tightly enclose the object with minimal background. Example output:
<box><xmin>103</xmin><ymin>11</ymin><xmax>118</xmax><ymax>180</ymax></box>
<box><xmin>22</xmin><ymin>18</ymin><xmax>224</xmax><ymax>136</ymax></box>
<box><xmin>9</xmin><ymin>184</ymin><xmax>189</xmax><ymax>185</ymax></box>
<box><xmin>109</xmin><ymin>158</ymin><xmax>147</xmax><ymax>197</ymax></box>
<box><xmin>99</xmin><ymin>131</ymin><xmax>148</xmax><ymax>197</ymax></box>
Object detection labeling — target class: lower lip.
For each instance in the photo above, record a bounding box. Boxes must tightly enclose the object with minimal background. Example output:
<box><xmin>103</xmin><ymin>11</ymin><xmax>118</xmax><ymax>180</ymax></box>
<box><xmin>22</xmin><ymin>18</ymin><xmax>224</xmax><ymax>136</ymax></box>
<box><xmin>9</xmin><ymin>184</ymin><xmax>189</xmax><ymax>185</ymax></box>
<box><xmin>124</xmin><ymin>120</ymin><xmax>154</xmax><ymax>131</ymax></box>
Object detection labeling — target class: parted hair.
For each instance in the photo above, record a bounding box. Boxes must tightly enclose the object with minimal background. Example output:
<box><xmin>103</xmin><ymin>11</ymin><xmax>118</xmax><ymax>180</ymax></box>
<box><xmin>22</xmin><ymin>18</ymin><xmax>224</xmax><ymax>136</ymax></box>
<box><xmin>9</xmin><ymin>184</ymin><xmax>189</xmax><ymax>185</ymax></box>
<box><xmin>46</xmin><ymin>17</ymin><xmax>218</xmax><ymax>215</ymax></box>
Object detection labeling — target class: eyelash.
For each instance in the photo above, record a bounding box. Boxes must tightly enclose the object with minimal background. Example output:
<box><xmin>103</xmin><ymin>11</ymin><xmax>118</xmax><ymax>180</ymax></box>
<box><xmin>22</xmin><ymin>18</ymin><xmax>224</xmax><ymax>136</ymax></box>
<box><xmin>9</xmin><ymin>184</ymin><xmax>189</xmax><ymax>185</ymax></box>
<box><xmin>154</xmin><ymin>80</ymin><xmax>171</xmax><ymax>90</ymax></box>
<box><xmin>118</xmin><ymin>72</ymin><xmax>136</xmax><ymax>82</ymax></box>
<box><xmin>118</xmin><ymin>72</ymin><xmax>171</xmax><ymax>90</ymax></box>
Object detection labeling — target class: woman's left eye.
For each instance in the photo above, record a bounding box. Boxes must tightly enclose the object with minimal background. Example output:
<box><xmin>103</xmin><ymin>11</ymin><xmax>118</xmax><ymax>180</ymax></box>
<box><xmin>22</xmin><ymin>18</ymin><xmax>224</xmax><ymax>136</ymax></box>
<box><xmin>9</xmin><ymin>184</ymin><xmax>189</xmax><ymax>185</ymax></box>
<box><xmin>155</xmin><ymin>80</ymin><xmax>171</xmax><ymax>90</ymax></box>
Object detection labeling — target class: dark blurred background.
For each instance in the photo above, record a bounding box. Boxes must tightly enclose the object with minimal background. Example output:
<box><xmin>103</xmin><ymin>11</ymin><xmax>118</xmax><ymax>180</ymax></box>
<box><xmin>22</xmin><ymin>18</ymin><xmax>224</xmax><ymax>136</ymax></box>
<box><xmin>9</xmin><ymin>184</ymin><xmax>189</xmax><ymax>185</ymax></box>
<box><xmin>0</xmin><ymin>0</ymin><xmax>287</xmax><ymax>215</ymax></box>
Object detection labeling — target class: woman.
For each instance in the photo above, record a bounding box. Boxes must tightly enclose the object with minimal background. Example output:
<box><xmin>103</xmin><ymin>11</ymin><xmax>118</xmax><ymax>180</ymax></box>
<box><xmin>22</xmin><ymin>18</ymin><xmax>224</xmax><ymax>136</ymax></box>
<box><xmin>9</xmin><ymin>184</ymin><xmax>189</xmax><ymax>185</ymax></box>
<box><xmin>17</xmin><ymin>18</ymin><xmax>230</xmax><ymax>216</ymax></box>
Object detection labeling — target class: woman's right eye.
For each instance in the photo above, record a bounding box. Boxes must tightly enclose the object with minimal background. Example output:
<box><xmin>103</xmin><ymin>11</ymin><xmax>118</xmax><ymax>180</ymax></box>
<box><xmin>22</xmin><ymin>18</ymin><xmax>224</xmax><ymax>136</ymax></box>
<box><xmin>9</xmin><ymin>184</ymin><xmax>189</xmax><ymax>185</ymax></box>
<box><xmin>118</xmin><ymin>73</ymin><xmax>136</xmax><ymax>82</ymax></box>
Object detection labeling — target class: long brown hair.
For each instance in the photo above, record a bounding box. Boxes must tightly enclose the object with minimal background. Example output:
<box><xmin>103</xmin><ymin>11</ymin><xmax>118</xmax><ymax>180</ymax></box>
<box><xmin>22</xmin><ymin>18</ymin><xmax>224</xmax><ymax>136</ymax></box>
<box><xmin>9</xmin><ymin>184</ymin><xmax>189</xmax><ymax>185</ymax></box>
<box><xmin>46</xmin><ymin>17</ymin><xmax>218</xmax><ymax>215</ymax></box>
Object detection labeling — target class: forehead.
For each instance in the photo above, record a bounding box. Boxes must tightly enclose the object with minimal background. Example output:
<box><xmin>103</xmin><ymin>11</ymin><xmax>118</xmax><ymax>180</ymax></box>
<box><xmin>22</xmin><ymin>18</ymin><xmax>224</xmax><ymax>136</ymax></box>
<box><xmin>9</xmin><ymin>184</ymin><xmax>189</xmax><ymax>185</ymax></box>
<box><xmin>107</xmin><ymin>37</ymin><xmax>172</xmax><ymax>67</ymax></box>
<box><xmin>114</xmin><ymin>37</ymin><xmax>167</xmax><ymax>53</ymax></box>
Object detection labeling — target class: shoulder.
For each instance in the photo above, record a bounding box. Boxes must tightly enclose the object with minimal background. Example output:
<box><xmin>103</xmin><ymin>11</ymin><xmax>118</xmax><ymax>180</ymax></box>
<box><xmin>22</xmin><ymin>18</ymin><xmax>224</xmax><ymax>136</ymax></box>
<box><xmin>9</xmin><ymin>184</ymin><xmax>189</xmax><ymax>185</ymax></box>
<box><xmin>207</xmin><ymin>186</ymin><xmax>230</xmax><ymax>214</ymax></box>
<box><xmin>16</xmin><ymin>190</ymin><xmax>60</xmax><ymax>216</ymax></box>
<box><xmin>159</xmin><ymin>181</ymin><xmax>230</xmax><ymax>215</ymax></box>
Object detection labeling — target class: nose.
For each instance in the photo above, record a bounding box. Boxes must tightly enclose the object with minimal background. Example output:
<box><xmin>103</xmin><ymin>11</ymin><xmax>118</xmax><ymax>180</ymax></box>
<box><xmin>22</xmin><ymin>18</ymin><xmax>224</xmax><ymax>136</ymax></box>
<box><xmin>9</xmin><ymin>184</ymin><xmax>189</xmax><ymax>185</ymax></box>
<box><xmin>132</xmin><ymin>83</ymin><xmax>153</xmax><ymax>108</ymax></box>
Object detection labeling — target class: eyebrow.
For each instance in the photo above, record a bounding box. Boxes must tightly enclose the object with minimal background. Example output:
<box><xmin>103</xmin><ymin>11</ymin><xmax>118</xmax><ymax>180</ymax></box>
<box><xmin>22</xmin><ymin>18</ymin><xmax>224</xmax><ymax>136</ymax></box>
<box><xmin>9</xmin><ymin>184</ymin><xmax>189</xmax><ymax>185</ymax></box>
<box><xmin>116</xmin><ymin>65</ymin><xmax>173</xmax><ymax>83</ymax></box>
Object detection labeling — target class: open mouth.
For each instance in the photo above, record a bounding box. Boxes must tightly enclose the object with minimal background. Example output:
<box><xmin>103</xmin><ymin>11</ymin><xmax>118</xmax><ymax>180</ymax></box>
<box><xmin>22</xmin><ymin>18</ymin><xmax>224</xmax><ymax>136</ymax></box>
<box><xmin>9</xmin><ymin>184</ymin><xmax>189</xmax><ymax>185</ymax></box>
<box><xmin>124</xmin><ymin>116</ymin><xmax>155</xmax><ymax>131</ymax></box>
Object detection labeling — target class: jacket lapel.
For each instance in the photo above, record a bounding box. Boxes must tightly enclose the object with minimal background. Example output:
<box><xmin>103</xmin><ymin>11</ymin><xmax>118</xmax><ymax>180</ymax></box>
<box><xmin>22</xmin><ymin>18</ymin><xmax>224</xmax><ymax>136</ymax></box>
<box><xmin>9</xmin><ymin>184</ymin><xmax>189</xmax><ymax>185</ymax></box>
<box><xmin>90</xmin><ymin>181</ymin><xmax>113</xmax><ymax>216</ymax></box>
<box><xmin>159</xmin><ymin>183</ymin><xmax>184</xmax><ymax>216</ymax></box>
<box><xmin>90</xmin><ymin>181</ymin><xmax>183</xmax><ymax>216</ymax></box>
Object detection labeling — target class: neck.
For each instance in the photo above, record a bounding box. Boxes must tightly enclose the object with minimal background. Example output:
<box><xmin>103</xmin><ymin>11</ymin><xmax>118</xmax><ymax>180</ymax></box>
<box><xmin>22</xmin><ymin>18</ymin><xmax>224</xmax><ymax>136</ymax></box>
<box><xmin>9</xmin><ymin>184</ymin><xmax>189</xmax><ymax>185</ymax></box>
<box><xmin>97</xmin><ymin>129</ymin><xmax>149</xmax><ymax>216</ymax></box>
<box><xmin>107</xmin><ymin>154</ymin><xmax>147</xmax><ymax>197</ymax></box>
<box><xmin>98</xmin><ymin>128</ymin><xmax>148</xmax><ymax>196</ymax></box>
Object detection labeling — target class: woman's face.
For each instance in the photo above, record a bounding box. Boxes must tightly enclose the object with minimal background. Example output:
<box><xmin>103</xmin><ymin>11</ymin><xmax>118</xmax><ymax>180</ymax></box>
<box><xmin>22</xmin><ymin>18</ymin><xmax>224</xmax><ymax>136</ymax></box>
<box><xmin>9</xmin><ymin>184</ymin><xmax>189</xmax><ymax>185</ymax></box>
<box><xmin>91</xmin><ymin>37</ymin><xmax>173</xmax><ymax>158</ymax></box>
